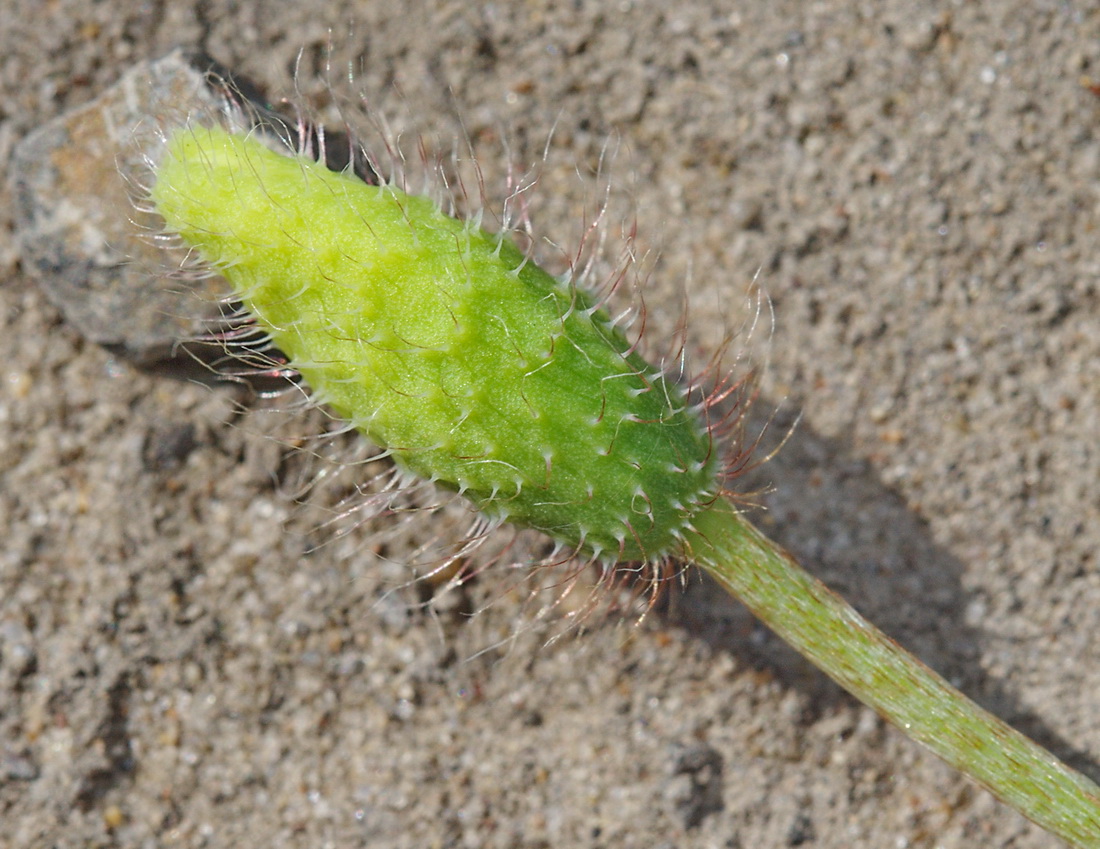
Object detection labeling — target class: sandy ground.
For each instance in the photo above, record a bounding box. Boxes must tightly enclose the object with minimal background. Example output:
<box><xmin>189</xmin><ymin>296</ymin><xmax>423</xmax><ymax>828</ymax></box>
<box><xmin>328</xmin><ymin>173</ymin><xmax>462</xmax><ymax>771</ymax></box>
<box><xmin>2</xmin><ymin>1</ymin><xmax>1099</xmax><ymax>847</ymax></box>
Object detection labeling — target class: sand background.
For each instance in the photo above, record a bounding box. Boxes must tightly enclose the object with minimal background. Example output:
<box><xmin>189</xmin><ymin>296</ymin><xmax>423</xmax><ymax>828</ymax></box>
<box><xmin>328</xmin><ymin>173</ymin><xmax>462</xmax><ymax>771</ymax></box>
<box><xmin>2</xmin><ymin>1</ymin><xmax>1099</xmax><ymax>847</ymax></box>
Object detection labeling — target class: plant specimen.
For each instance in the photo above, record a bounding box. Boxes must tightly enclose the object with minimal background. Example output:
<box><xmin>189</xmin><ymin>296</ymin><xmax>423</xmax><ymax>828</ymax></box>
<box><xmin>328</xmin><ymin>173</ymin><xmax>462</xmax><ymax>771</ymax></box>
<box><xmin>136</xmin><ymin>100</ymin><xmax>1100</xmax><ymax>846</ymax></box>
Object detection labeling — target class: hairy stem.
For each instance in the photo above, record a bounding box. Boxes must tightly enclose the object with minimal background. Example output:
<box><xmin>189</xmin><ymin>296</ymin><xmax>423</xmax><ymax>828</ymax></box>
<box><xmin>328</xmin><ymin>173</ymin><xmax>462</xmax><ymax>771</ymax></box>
<box><xmin>682</xmin><ymin>498</ymin><xmax>1100</xmax><ymax>847</ymax></box>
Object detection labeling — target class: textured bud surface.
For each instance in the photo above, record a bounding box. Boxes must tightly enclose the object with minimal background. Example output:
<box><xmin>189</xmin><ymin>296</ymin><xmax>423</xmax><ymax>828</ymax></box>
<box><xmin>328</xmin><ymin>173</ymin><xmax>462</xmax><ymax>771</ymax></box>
<box><xmin>151</xmin><ymin>126</ymin><xmax>717</xmax><ymax>560</ymax></box>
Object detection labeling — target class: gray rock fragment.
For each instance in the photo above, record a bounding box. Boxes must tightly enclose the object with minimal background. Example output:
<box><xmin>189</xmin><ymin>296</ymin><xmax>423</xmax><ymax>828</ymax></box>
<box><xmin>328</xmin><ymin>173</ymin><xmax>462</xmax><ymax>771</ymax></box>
<box><xmin>9</xmin><ymin>49</ymin><xmax>362</xmax><ymax>378</ymax></box>
<box><xmin>10</xmin><ymin>50</ymin><xmax>245</xmax><ymax>367</ymax></box>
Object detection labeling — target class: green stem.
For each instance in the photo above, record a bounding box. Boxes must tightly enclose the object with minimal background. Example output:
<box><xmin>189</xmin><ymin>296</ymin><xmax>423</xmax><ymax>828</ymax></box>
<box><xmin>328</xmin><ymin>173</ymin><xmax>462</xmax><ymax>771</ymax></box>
<box><xmin>681</xmin><ymin>498</ymin><xmax>1100</xmax><ymax>848</ymax></box>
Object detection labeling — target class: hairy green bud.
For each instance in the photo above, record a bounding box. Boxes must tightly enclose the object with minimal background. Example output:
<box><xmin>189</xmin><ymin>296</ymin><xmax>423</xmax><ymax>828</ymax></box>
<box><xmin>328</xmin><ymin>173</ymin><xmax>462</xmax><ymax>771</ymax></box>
<box><xmin>151</xmin><ymin>126</ymin><xmax>717</xmax><ymax>560</ymax></box>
